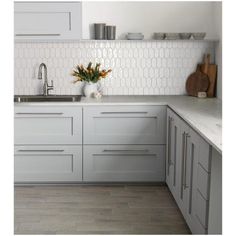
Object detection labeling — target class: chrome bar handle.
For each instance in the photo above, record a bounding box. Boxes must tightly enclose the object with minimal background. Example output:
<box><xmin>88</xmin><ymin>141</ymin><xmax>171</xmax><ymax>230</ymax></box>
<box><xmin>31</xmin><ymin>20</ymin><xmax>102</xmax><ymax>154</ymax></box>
<box><xmin>184</xmin><ymin>133</ymin><xmax>191</xmax><ymax>189</ymax></box>
<box><xmin>168</xmin><ymin>117</ymin><xmax>174</xmax><ymax>172</ymax></box>
<box><xmin>103</xmin><ymin>149</ymin><xmax>149</xmax><ymax>152</ymax></box>
<box><xmin>93</xmin><ymin>154</ymin><xmax>155</xmax><ymax>157</ymax></box>
<box><xmin>17</xmin><ymin>149</ymin><xmax>64</xmax><ymax>152</ymax></box>
<box><xmin>168</xmin><ymin>117</ymin><xmax>171</xmax><ymax>162</ymax></box>
<box><xmin>15</xmin><ymin>112</ymin><xmax>63</xmax><ymax>115</ymax></box>
<box><xmin>169</xmin><ymin>117</ymin><xmax>174</xmax><ymax>165</ymax></box>
<box><xmin>181</xmin><ymin>131</ymin><xmax>186</xmax><ymax>199</ymax></box>
<box><xmin>100</xmin><ymin>112</ymin><xmax>148</xmax><ymax>114</ymax></box>
<box><xmin>173</xmin><ymin>126</ymin><xmax>177</xmax><ymax>186</ymax></box>
<box><xmin>15</xmin><ymin>33</ymin><xmax>61</xmax><ymax>36</ymax></box>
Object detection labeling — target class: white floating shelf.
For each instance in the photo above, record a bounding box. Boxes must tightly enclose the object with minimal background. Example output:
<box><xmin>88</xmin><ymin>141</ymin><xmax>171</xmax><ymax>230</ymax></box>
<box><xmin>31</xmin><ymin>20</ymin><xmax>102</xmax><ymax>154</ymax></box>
<box><xmin>15</xmin><ymin>39</ymin><xmax>219</xmax><ymax>43</ymax></box>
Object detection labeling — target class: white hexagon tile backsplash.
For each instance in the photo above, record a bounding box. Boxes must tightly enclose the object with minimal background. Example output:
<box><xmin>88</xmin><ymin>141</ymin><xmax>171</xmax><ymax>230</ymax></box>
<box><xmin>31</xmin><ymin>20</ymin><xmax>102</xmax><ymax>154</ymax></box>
<box><xmin>14</xmin><ymin>41</ymin><xmax>215</xmax><ymax>95</ymax></box>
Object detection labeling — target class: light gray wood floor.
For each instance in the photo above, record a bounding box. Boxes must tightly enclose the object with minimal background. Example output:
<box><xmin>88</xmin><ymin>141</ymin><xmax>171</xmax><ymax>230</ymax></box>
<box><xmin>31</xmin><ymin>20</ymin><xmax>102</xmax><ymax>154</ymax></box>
<box><xmin>15</xmin><ymin>185</ymin><xmax>191</xmax><ymax>234</ymax></box>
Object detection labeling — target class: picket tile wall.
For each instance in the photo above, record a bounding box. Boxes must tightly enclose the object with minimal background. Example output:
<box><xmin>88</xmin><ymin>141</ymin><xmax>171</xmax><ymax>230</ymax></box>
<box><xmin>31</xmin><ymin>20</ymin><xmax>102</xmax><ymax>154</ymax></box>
<box><xmin>14</xmin><ymin>41</ymin><xmax>215</xmax><ymax>95</ymax></box>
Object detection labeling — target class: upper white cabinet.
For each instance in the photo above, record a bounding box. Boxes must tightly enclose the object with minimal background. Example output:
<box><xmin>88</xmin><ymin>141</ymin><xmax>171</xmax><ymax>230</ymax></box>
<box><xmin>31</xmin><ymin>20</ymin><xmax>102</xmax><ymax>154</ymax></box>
<box><xmin>83</xmin><ymin>106</ymin><xmax>166</xmax><ymax>145</ymax></box>
<box><xmin>14</xmin><ymin>105</ymin><xmax>82</xmax><ymax>144</ymax></box>
<box><xmin>14</xmin><ymin>2</ymin><xmax>82</xmax><ymax>40</ymax></box>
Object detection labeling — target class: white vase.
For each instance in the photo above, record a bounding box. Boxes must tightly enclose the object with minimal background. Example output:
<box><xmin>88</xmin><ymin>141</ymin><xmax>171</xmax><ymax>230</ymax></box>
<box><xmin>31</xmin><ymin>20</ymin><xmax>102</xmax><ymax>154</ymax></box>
<box><xmin>83</xmin><ymin>82</ymin><xmax>98</xmax><ymax>97</ymax></box>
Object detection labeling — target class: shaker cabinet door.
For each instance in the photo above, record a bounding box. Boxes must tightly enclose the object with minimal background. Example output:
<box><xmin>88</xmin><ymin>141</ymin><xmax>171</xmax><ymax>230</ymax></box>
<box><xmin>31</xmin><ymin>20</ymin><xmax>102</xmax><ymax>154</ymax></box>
<box><xmin>167</xmin><ymin>109</ymin><xmax>211</xmax><ymax>234</ymax></box>
<box><xmin>178</xmin><ymin>123</ymin><xmax>211</xmax><ymax>234</ymax></box>
<box><xmin>14</xmin><ymin>2</ymin><xmax>82</xmax><ymax>40</ymax></box>
<box><xmin>166</xmin><ymin>109</ymin><xmax>173</xmax><ymax>187</ymax></box>
<box><xmin>166</xmin><ymin>108</ymin><xmax>179</xmax><ymax>198</ymax></box>
<box><xmin>14</xmin><ymin>106</ymin><xmax>82</xmax><ymax>145</ymax></box>
<box><xmin>83</xmin><ymin>106</ymin><xmax>166</xmax><ymax>145</ymax></box>
<box><xmin>14</xmin><ymin>145</ymin><xmax>82</xmax><ymax>183</ymax></box>
<box><xmin>83</xmin><ymin>145</ymin><xmax>165</xmax><ymax>182</ymax></box>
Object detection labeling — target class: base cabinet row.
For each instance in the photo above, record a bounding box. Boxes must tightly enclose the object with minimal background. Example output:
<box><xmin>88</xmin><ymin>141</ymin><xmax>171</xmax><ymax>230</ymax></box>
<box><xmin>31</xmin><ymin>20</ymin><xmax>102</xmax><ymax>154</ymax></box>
<box><xmin>166</xmin><ymin>107</ymin><xmax>221</xmax><ymax>234</ymax></box>
<box><xmin>14</xmin><ymin>105</ymin><xmax>166</xmax><ymax>183</ymax></box>
<box><xmin>14</xmin><ymin>145</ymin><xmax>165</xmax><ymax>183</ymax></box>
<box><xmin>14</xmin><ymin>104</ymin><xmax>221</xmax><ymax>234</ymax></box>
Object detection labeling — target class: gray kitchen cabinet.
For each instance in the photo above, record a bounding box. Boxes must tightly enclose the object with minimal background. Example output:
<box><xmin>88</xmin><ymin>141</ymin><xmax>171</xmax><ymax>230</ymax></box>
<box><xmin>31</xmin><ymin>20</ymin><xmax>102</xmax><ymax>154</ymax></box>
<box><xmin>181</xmin><ymin>127</ymin><xmax>208</xmax><ymax>234</ymax></box>
<box><xmin>83</xmin><ymin>106</ymin><xmax>166</xmax><ymax>145</ymax></box>
<box><xmin>166</xmin><ymin>108</ymin><xmax>180</xmax><ymax>199</ymax></box>
<box><xmin>208</xmin><ymin>148</ymin><xmax>222</xmax><ymax>234</ymax></box>
<box><xmin>166</xmin><ymin>107</ymin><xmax>214</xmax><ymax>234</ymax></box>
<box><xmin>14</xmin><ymin>105</ymin><xmax>83</xmax><ymax>183</ymax></box>
<box><xmin>14</xmin><ymin>105</ymin><xmax>82</xmax><ymax>145</ymax></box>
<box><xmin>14</xmin><ymin>145</ymin><xmax>82</xmax><ymax>183</ymax></box>
<box><xmin>83</xmin><ymin>145</ymin><xmax>165</xmax><ymax>182</ymax></box>
<box><xmin>83</xmin><ymin>105</ymin><xmax>166</xmax><ymax>182</ymax></box>
<box><xmin>178</xmin><ymin>119</ymin><xmax>191</xmax><ymax>220</ymax></box>
<box><xmin>189</xmin><ymin>129</ymin><xmax>213</xmax><ymax>234</ymax></box>
<box><xmin>166</xmin><ymin>108</ymin><xmax>191</xmax><ymax>214</ymax></box>
<box><xmin>14</xmin><ymin>2</ymin><xmax>82</xmax><ymax>40</ymax></box>
<box><xmin>15</xmin><ymin>104</ymin><xmax>166</xmax><ymax>183</ymax></box>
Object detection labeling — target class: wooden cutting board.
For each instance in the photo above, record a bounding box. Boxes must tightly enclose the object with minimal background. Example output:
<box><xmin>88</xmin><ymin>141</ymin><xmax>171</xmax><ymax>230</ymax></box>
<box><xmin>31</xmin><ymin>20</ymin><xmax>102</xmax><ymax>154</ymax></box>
<box><xmin>186</xmin><ymin>67</ymin><xmax>209</xmax><ymax>97</ymax></box>
<box><xmin>197</xmin><ymin>54</ymin><xmax>217</xmax><ymax>97</ymax></box>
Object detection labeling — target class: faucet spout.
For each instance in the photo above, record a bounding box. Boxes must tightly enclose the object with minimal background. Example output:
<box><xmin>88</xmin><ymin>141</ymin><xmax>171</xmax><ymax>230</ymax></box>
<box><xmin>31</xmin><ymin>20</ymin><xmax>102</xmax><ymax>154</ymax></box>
<box><xmin>38</xmin><ymin>63</ymin><xmax>54</xmax><ymax>96</ymax></box>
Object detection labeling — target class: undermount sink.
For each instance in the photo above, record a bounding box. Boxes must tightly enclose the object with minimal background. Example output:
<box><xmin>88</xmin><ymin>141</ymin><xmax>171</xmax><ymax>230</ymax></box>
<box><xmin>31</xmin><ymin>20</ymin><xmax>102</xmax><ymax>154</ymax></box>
<box><xmin>14</xmin><ymin>95</ymin><xmax>82</xmax><ymax>103</ymax></box>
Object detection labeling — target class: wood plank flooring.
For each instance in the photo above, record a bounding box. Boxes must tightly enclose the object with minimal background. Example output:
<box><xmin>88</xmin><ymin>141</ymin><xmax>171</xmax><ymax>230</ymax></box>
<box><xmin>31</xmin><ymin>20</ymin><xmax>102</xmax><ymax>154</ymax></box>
<box><xmin>14</xmin><ymin>185</ymin><xmax>191</xmax><ymax>234</ymax></box>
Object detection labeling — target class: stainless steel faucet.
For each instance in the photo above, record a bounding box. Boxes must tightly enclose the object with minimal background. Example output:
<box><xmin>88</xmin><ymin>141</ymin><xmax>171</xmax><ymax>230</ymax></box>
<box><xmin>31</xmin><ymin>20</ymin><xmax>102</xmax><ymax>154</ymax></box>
<box><xmin>38</xmin><ymin>63</ymin><xmax>54</xmax><ymax>96</ymax></box>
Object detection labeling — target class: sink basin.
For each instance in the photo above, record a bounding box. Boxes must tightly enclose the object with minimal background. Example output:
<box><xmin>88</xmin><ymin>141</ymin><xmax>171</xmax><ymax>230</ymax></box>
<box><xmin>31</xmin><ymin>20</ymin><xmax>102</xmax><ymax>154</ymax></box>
<box><xmin>14</xmin><ymin>95</ymin><xmax>82</xmax><ymax>103</ymax></box>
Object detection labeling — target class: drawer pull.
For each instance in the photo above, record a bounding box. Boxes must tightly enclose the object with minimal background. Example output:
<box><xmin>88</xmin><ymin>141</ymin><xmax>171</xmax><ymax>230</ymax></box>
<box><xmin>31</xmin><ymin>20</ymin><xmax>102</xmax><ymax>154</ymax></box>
<box><xmin>17</xmin><ymin>149</ymin><xmax>64</xmax><ymax>152</ymax></box>
<box><xmin>181</xmin><ymin>132</ymin><xmax>186</xmax><ymax>199</ymax></box>
<box><xmin>103</xmin><ymin>149</ymin><xmax>149</xmax><ymax>152</ymax></box>
<box><xmin>15</xmin><ymin>112</ymin><xmax>64</xmax><ymax>115</ymax></box>
<box><xmin>188</xmin><ymin>143</ymin><xmax>195</xmax><ymax>214</ymax></box>
<box><xmin>183</xmin><ymin>133</ymin><xmax>191</xmax><ymax>189</ymax></box>
<box><xmin>15</xmin><ymin>33</ymin><xmax>61</xmax><ymax>36</ymax></box>
<box><xmin>100</xmin><ymin>112</ymin><xmax>148</xmax><ymax>115</ymax></box>
<box><xmin>167</xmin><ymin>116</ymin><xmax>173</xmax><ymax>176</ymax></box>
<box><xmin>93</xmin><ymin>154</ymin><xmax>156</xmax><ymax>157</ymax></box>
<box><xmin>173</xmin><ymin>126</ymin><xmax>177</xmax><ymax>186</ymax></box>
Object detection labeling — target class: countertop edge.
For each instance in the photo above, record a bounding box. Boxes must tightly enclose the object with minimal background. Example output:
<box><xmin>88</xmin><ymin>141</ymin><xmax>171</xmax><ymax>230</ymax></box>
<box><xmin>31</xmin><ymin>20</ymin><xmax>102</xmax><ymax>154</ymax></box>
<box><xmin>167</xmin><ymin>104</ymin><xmax>222</xmax><ymax>154</ymax></box>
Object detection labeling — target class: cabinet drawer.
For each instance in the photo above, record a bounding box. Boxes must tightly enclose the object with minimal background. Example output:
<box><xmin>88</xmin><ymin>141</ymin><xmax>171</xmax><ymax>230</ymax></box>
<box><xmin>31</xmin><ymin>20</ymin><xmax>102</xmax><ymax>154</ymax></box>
<box><xmin>83</xmin><ymin>145</ymin><xmax>165</xmax><ymax>182</ymax></box>
<box><xmin>195</xmin><ymin>191</ymin><xmax>209</xmax><ymax>229</ymax></box>
<box><xmin>14</xmin><ymin>145</ymin><xmax>82</xmax><ymax>183</ymax></box>
<box><xmin>84</xmin><ymin>106</ymin><xmax>166</xmax><ymax>144</ymax></box>
<box><xmin>197</xmin><ymin>164</ymin><xmax>210</xmax><ymax>200</ymax></box>
<box><xmin>198</xmin><ymin>137</ymin><xmax>211</xmax><ymax>172</ymax></box>
<box><xmin>14</xmin><ymin>106</ymin><xmax>82</xmax><ymax>144</ymax></box>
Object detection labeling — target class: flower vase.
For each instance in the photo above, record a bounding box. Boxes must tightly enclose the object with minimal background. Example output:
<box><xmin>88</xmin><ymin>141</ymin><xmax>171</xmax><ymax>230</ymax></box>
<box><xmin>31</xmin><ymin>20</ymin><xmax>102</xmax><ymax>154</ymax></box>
<box><xmin>83</xmin><ymin>82</ymin><xmax>98</xmax><ymax>97</ymax></box>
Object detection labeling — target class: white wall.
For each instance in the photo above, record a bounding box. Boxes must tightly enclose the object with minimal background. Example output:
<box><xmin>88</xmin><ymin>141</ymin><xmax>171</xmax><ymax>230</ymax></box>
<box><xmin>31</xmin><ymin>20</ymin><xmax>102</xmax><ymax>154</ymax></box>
<box><xmin>213</xmin><ymin>2</ymin><xmax>222</xmax><ymax>99</ymax></box>
<box><xmin>14</xmin><ymin>1</ymin><xmax>221</xmax><ymax>97</ymax></box>
<box><xmin>14</xmin><ymin>41</ymin><xmax>215</xmax><ymax>95</ymax></box>
<box><xmin>82</xmin><ymin>1</ymin><xmax>218</xmax><ymax>40</ymax></box>
<box><xmin>82</xmin><ymin>1</ymin><xmax>222</xmax><ymax>98</ymax></box>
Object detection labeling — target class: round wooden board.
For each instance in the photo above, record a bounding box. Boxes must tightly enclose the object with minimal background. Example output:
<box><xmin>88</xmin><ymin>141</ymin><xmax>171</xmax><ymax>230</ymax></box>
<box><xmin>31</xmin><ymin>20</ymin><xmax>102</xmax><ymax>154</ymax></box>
<box><xmin>186</xmin><ymin>71</ymin><xmax>209</xmax><ymax>97</ymax></box>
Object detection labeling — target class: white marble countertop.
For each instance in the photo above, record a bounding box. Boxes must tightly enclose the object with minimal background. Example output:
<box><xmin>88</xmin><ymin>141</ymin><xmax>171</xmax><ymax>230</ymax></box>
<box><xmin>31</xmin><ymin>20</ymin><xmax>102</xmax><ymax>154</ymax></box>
<box><xmin>15</xmin><ymin>95</ymin><xmax>222</xmax><ymax>153</ymax></box>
